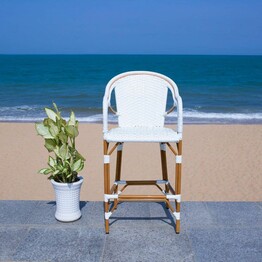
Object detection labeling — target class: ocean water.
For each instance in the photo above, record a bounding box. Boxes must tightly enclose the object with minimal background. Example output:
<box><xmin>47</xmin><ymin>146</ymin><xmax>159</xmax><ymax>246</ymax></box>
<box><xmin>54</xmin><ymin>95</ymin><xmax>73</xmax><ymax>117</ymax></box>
<box><xmin>0</xmin><ymin>55</ymin><xmax>261</xmax><ymax>124</ymax></box>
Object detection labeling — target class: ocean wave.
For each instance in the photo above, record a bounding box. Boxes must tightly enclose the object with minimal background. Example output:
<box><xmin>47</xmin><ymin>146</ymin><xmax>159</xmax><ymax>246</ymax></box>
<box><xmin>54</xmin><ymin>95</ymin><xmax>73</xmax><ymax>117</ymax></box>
<box><xmin>0</xmin><ymin>105</ymin><xmax>262</xmax><ymax>123</ymax></box>
<box><xmin>1</xmin><ymin>109</ymin><xmax>262</xmax><ymax>124</ymax></box>
<box><xmin>169</xmin><ymin>110</ymin><xmax>262</xmax><ymax>120</ymax></box>
<box><xmin>0</xmin><ymin>105</ymin><xmax>40</xmax><ymax>112</ymax></box>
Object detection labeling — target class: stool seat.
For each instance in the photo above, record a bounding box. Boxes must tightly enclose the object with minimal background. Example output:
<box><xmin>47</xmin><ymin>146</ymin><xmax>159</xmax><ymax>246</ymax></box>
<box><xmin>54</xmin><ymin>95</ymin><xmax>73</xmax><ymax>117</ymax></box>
<box><xmin>104</xmin><ymin>127</ymin><xmax>182</xmax><ymax>143</ymax></box>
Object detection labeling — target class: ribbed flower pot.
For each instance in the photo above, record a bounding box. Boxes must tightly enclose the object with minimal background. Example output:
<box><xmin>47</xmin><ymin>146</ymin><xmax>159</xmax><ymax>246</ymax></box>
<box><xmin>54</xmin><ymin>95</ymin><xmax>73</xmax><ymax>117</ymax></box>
<box><xmin>51</xmin><ymin>176</ymin><xmax>83</xmax><ymax>222</ymax></box>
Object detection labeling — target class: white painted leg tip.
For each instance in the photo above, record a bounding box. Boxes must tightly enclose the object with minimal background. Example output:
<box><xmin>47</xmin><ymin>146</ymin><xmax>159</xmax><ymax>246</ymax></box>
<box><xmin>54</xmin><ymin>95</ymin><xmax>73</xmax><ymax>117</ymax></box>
<box><xmin>104</xmin><ymin>194</ymin><xmax>118</xmax><ymax>202</ymax></box>
<box><xmin>166</xmin><ymin>194</ymin><xmax>181</xmax><ymax>202</ymax></box>
<box><xmin>160</xmin><ymin>143</ymin><xmax>166</xmax><ymax>151</ymax></box>
<box><xmin>176</xmin><ymin>155</ymin><xmax>182</xmax><ymax>163</ymax></box>
<box><xmin>104</xmin><ymin>155</ymin><xmax>110</xmax><ymax>163</ymax></box>
<box><xmin>105</xmin><ymin>212</ymin><xmax>112</xmax><ymax>220</ymax></box>
<box><xmin>173</xmin><ymin>212</ymin><xmax>180</xmax><ymax>220</ymax></box>
<box><xmin>117</xmin><ymin>144</ymin><xmax>123</xmax><ymax>151</ymax></box>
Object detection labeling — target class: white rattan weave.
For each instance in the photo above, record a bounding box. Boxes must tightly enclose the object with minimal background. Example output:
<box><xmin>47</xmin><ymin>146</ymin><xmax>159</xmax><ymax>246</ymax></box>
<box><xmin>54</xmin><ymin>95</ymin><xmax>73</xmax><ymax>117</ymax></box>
<box><xmin>115</xmin><ymin>75</ymin><xmax>168</xmax><ymax>127</ymax></box>
<box><xmin>104</xmin><ymin>127</ymin><xmax>181</xmax><ymax>142</ymax></box>
<box><xmin>103</xmin><ymin>71</ymin><xmax>183</xmax><ymax>142</ymax></box>
<box><xmin>51</xmin><ymin>177</ymin><xmax>83</xmax><ymax>222</ymax></box>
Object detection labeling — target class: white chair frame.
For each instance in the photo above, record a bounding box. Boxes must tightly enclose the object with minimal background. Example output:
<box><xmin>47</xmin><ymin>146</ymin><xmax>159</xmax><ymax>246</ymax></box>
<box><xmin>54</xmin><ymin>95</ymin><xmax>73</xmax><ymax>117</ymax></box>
<box><xmin>103</xmin><ymin>71</ymin><xmax>183</xmax><ymax>233</ymax></box>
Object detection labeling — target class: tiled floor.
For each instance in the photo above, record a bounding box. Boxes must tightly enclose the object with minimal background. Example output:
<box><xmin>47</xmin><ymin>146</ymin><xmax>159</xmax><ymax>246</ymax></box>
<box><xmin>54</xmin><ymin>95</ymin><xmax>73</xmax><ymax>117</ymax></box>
<box><xmin>0</xmin><ymin>201</ymin><xmax>261</xmax><ymax>262</ymax></box>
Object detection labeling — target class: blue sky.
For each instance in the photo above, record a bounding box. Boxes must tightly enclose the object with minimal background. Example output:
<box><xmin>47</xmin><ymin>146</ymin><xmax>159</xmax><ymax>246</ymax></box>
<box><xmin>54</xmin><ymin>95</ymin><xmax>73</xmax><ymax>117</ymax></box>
<box><xmin>0</xmin><ymin>0</ymin><xmax>261</xmax><ymax>55</ymax></box>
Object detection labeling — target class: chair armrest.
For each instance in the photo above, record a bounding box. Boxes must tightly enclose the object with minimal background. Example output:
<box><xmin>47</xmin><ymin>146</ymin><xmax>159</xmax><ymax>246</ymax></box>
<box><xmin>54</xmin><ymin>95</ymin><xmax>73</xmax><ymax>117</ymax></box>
<box><xmin>103</xmin><ymin>96</ymin><xmax>109</xmax><ymax>133</ymax></box>
<box><xmin>177</xmin><ymin>96</ymin><xmax>183</xmax><ymax>134</ymax></box>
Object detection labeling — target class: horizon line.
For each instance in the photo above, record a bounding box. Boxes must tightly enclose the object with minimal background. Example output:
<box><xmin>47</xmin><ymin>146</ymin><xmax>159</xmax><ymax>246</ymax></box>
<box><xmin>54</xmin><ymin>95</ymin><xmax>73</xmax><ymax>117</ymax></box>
<box><xmin>0</xmin><ymin>53</ymin><xmax>261</xmax><ymax>56</ymax></box>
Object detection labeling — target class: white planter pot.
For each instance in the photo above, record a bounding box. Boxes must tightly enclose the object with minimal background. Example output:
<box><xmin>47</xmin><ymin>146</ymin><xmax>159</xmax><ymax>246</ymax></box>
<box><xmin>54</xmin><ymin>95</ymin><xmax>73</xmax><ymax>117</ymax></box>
<box><xmin>51</xmin><ymin>176</ymin><xmax>83</xmax><ymax>222</ymax></box>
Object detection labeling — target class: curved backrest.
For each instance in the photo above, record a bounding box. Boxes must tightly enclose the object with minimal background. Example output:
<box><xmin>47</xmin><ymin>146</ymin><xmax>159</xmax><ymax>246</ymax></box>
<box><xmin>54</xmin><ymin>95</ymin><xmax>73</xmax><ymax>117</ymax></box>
<box><xmin>103</xmin><ymin>71</ymin><xmax>183</xmax><ymax>133</ymax></box>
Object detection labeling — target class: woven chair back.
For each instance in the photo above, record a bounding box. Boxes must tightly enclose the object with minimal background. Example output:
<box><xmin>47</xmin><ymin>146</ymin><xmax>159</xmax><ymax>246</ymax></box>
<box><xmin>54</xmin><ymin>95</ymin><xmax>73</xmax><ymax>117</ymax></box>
<box><xmin>105</xmin><ymin>71</ymin><xmax>179</xmax><ymax>128</ymax></box>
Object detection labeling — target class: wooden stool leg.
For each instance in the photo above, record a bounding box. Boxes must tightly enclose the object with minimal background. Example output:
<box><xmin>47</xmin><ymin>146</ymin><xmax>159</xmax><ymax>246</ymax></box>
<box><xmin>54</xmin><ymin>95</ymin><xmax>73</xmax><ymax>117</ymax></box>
<box><xmin>175</xmin><ymin>140</ymin><xmax>182</xmax><ymax>234</ymax></box>
<box><xmin>114</xmin><ymin>143</ymin><xmax>123</xmax><ymax>209</ymax></box>
<box><xmin>103</xmin><ymin>140</ymin><xmax>110</xmax><ymax>234</ymax></box>
<box><xmin>160</xmin><ymin>143</ymin><xmax>169</xmax><ymax>208</ymax></box>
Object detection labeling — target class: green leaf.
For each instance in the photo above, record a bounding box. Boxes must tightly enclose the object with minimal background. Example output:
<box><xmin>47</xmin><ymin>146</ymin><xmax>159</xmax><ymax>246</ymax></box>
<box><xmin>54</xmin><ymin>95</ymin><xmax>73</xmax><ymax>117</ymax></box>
<box><xmin>65</xmin><ymin>160</ymin><xmax>71</xmax><ymax>166</ymax></box>
<box><xmin>35</xmin><ymin>123</ymin><xmax>54</xmax><ymax>139</ymax></box>
<box><xmin>59</xmin><ymin>144</ymin><xmax>70</xmax><ymax>160</ymax></box>
<box><xmin>44</xmin><ymin>139</ymin><xmax>56</xmax><ymax>152</ymax></box>
<box><xmin>79</xmin><ymin>162</ymin><xmax>84</xmax><ymax>172</ymax></box>
<box><xmin>53</xmin><ymin>170</ymin><xmax>60</xmax><ymax>175</ymax></box>
<box><xmin>76</xmin><ymin>161</ymin><xmax>84</xmax><ymax>173</ymax></box>
<box><xmin>58</xmin><ymin>132</ymin><xmax>68</xmax><ymax>144</ymax></box>
<box><xmin>38</xmin><ymin>168</ymin><xmax>49</xmax><ymax>174</ymax></box>
<box><xmin>48</xmin><ymin>156</ymin><xmax>56</xmax><ymax>168</ymax></box>
<box><xmin>48</xmin><ymin>175</ymin><xmax>55</xmax><ymax>180</ymax></box>
<box><xmin>66</xmin><ymin>173</ymin><xmax>72</xmax><ymax>178</ymax></box>
<box><xmin>65</xmin><ymin>125</ymin><xmax>79</xmax><ymax>138</ymax></box>
<box><xmin>43</xmin><ymin>118</ymin><xmax>49</xmax><ymax>126</ymax></box>
<box><xmin>75</xmin><ymin>151</ymin><xmax>86</xmax><ymax>161</ymax></box>
<box><xmin>72</xmin><ymin>159</ymin><xmax>82</xmax><ymax>172</ymax></box>
<box><xmin>38</xmin><ymin>168</ymin><xmax>52</xmax><ymax>175</ymax></box>
<box><xmin>57</xmin><ymin>163</ymin><xmax>64</xmax><ymax>171</ymax></box>
<box><xmin>54</xmin><ymin>146</ymin><xmax>62</xmax><ymax>159</ymax></box>
<box><xmin>56</xmin><ymin>118</ymin><xmax>65</xmax><ymax>130</ymax></box>
<box><xmin>59</xmin><ymin>144</ymin><xmax>67</xmax><ymax>159</ymax></box>
<box><xmin>61</xmin><ymin>119</ymin><xmax>67</xmax><ymax>126</ymax></box>
<box><xmin>44</xmin><ymin>118</ymin><xmax>54</xmax><ymax>127</ymax></box>
<box><xmin>49</xmin><ymin>122</ymin><xmax>59</xmax><ymax>137</ymax></box>
<box><xmin>44</xmin><ymin>168</ymin><xmax>52</xmax><ymax>175</ymax></box>
<box><xmin>53</xmin><ymin>103</ymin><xmax>60</xmax><ymax>114</ymax></box>
<box><xmin>45</xmin><ymin>108</ymin><xmax>58</xmax><ymax>122</ymax></box>
<box><xmin>68</xmin><ymin>111</ymin><xmax>76</xmax><ymax>126</ymax></box>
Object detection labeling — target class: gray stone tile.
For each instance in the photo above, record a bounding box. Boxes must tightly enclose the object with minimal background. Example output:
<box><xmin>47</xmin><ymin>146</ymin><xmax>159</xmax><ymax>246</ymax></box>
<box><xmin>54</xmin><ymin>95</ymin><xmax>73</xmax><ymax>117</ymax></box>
<box><xmin>0</xmin><ymin>200</ymin><xmax>38</xmax><ymax>224</ymax></box>
<box><xmin>188</xmin><ymin>227</ymin><xmax>262</xmax><ymax>262</ymax></box>
<box><xmin>12</xmin><ymin>227</ymin><xmax>105</xmax><ymax>262</ymax></box>
<box><xmin>76</xmin><ymin>201</ymin><xmax>104</xmax><ymax>228</ymax></box>
<box><xmin>28</xmin><ymin>201</ymin><xmax>100</xmax><ymax>227</ymax></box>
<box><xmin>1</xmin><ymin>201</ymin><xmax>261</xmax><ymax>262</ymax></box>
<box><xmin>0</xmin><ymin>227</ymin><xmax>28</xmax><ymax>260</ymax></box>
<box><xmin>24</xmin><ymin>201</ymin><xmax>58</xmax><ymax>225</ymax></box>
<box><xmin>205</xmin><ymin>202</ymin><xmax>262</xmax><ymax>227</ymax></box>
<box><xmin>109</xmin><ymin>202</ymin><xmax>151</xmax><ymax>228</ymax></box>
<box><xmin>25</xmin><ymin>201</ymin><xmax>105</xmax><ymax>229</ymax></box>
<box><xmin>148</xmin><ymin>201</ymin><xmax>215</xmax><ymax>231</ymax></box>
<box><xmin>102</xmin><ymin>226</ymin><xmax>194</xmax><ymax>262</ymax></box>
<box><xmin>183</xmin><ymin>202</ymin><xmax>215</xmax><ymax>229</ymax></box>
<box><xmin>148</xmin><ymin>202</ymin><xmax>176</xmax><ymax>229</ymax></box>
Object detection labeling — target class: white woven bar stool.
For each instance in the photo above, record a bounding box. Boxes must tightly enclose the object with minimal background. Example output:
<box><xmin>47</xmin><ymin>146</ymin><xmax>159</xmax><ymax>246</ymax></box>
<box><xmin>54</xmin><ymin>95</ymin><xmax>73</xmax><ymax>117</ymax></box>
<box><xmin>103</xmin><ymin>71</ymin><xmax>183</xmax><ymax>234</ymax></box>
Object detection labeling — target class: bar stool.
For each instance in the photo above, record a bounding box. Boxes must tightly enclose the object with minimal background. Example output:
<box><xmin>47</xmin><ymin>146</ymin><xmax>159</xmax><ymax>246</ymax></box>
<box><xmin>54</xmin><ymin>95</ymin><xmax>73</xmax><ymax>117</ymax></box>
<box><xmin>103</xmin><ymin>71</ymin><xmax>183</xmax><ymax>233</ymax></box>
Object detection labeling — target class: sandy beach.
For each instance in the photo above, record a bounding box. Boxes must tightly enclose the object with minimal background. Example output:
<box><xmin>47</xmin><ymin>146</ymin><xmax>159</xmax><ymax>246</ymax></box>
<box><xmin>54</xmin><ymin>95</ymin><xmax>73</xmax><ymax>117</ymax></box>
<box><xmin>0</xmin><ymin>123</ymin><xmax>261</xmax><ymax>201</ymax></box>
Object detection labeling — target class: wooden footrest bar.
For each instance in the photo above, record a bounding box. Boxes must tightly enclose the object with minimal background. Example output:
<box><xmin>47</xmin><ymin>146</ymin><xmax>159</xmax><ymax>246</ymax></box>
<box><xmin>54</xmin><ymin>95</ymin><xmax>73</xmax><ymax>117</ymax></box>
<box><xmin>118</xmin><ymin>195</ymin><xmax>166</xmax><ymax>202</ymax></box>
<box><xmin>115</xmin><ymin>180</ymin><xmax>168</xmax><ymax>186</ymax></box>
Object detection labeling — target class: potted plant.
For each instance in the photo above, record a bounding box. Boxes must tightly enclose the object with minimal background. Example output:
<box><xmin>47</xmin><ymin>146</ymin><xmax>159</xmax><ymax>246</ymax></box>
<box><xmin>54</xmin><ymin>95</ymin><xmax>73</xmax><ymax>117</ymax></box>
<box><xmin>35</xmin><ymin>103</ymin><xmax>85</xmax><ymax>222</ymax></box>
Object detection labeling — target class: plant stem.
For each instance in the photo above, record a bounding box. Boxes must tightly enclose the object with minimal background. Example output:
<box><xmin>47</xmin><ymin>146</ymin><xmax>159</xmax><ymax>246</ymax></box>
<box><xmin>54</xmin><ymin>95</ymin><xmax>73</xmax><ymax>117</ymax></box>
<box><xmin>73</xmin><ymin>137</ymin><xmax>75</xmax><ymax>149</ymax></box>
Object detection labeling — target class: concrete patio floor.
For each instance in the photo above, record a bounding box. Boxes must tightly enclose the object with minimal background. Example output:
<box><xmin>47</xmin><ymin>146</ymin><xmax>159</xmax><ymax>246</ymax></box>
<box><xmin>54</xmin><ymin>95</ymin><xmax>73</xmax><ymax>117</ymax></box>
<box><xmin>0</xmin><ymin>201</ymin><xmax>261</xmax><ymax>262</ymax></box>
